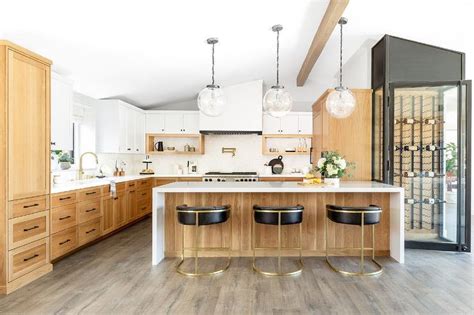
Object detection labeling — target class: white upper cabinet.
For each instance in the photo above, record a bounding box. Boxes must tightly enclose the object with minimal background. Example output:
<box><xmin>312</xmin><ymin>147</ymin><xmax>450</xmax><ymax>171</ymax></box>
<box><xmin>145</xmin><ymin>111</ymin><xmax>200</xmax><ymax>134</ymax></box>
<box><xmin>51</xmin><ymin>72</ymin><xmax>73</xmax><ymax>151</ymax></box>
<box><xmin>262</xmin><ymin>112</ymin><xmax>311</xmax><ymax>135</ymax></box>
<box><xmin>96</xmin><ymin>100</ymin><xmax>145</xmax><ymax>154</ymax></box>
<box><xmin>297</xmin><ymin>113</ymin><xmax>313</xmax><ymax>134</ymax></box>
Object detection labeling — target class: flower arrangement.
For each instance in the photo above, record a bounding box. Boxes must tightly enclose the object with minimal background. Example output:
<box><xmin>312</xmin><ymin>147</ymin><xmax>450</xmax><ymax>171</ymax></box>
<box><xmin>313</xmin><ymin>151</ymin><xmax>352</xmax><ymax>179</ymax></box>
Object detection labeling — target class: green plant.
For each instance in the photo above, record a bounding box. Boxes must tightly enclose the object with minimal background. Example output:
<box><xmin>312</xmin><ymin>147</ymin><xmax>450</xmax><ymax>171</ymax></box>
<box><xmin>58</xmin><ymin>152</ymin><xmax>73</xmax><ymax>163</ymax></box>
<box><xmin>313</xmin><ymin>151</ymin><xmax>354</xmax><ymax>178</ymax></box>
<box><xmin>445</xmin><ymin>142</ymin><xmax>457</xmax><ymax>176</ymax></box>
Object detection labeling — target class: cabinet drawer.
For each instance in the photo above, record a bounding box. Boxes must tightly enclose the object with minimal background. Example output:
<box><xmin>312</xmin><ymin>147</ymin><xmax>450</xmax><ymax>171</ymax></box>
<box><xmin>137</xmin><ymin>178</ymin><xmax>152</xmax><ymax>189</ymax></box>
<box><xmin>9</xmin><ymin>211</ymin><xmax>50</xmax><ymax>250</ymax></box>
<box><xmin>77</xmin><ymin>187</ymin><xmax>101</xmax><ymax>202</ymax></box>
<box><xmin>9</xmin><ymin>238</ymin><xmax>49</xmax><ymax>282</ymax></box>
<box><xmin>104</xmin><ymin>182</ymin><xmax>126</xmax><ymax>195</ymax></box>
<box><xmin>51</xmin><ymin>227</ymin><xmax>77</xmax><ymax>260</ymax></box>
<box><xmin>78</xmin><ymin>218</ymin><xmax>101</xmax><ymax>246</ymax></box>
<box><xmin>77</xmin><ymin>199</ymin><xmax>101</xmax><ymax>224</ymax></box>
<box><xmin>137</xmin><ymin>189</ymin><xmax>151</xmax><ymax>201</ymax></box>
<box><xmin>51</xmin><ymin>204</ymin><xmax>77</xmax><ymax>234</ymax></box>
<box><xmin>137</xmin><ymin>198</ymin><xmax>151</xmax><ymax>215</ymax></box>
<box><xmin>51</xmin><ymin>191</ymin><xmax>77</xmax><ymax>208</ymax></box>
<box><xmin>127</xmin><ymin>181</ymin><xmax>137</xmax><ymax>190</ymax></box>
<box><xmin>9</xmin><ymin>195</ymin><xmax>49</xmax><ymax>219</ymax></box>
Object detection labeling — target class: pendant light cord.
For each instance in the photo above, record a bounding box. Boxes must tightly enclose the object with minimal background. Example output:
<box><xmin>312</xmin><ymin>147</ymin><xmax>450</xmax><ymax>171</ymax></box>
<box><xmin>339</xmin><ymin>21</ymin><xmax>343</xmax><ymax>88</ymax></box>
<box><xmin>276</xmin><ymin>29</ymin><xmax>280</xmax><ymax>86</ymax></box>
<box><xmin>211</xmin><ymin>43</ymin><xmax>215</xmax><ymax>86</ymax></box>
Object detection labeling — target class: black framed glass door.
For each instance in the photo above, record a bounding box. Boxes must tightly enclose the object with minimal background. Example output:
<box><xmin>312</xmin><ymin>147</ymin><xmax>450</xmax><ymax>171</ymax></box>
<box><xmin>389</xmin><ymin>81</ymin><xmax>471</xmax><ymax>251</ymax></box>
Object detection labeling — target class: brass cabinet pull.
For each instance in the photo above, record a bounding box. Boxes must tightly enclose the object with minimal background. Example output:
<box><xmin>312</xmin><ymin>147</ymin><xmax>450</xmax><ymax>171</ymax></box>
<box><xmin>141</xmin><ymin>206</ymin><xmax>146</xmax><ymax>210</ymax></box>
<box><xmin>85</xmin><ymin>208</ymin><xmax>96</xmax><ymax>213</ymax></box>
<box><xmin>59</xmin><ymin>215</ymin><xmax>71</xmax><ymax>220</ymax></box>
<box><xmin>85</xmin><ymin>228</ymin><xmax>96</xmax><ymax>234</ymax></box>
<box><xmin>114</xmin><ymin>197</ymin><xmax>119</xmax><ymax>200</ymax></box>
<box><xmin>23</xmin><ymin>225</ymin><xmax>39</xmax><ymax>232</ymax></box>
<box><xmin>23</xmin><ymin>254</ymin><xmax>39</xmax><ymax>262</ymax></box>
<box><xmin>23</xmin><ymin>203</ymin><xmax>39</xmax><ymax>209</ymax></box>
<box><xmin>141</xmin><ymin>192</ymin><xmax>146</xmax><ymax>196</ymax></box>
<box><xmin>85</xmin><ymin>191</ymin><xmax>96</xmax><ymax>196</ymax></box>
<box><xmin>129</xmin><ymin>190</ymin><xmax>135</xmax><ymax>193</ymax></box>
<box><xmin>59</xmin><ymin>239</ymin><xmax>71</xmax><ymax>245</ymax></box>
<box><xmin>129</xmin><ymin>184</ymin><xmax>135</xmax><ymax>187</ymax></box>
<box><xmin>59</xmin><ymin>196</ymin><xmax>71</xmax><ymax>201</ymax></box>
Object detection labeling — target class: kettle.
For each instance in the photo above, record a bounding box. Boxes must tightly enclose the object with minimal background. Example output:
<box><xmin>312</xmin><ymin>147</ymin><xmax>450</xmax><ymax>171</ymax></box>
<box><xmin>268</xmin><ymin>155</ymin><xmax>284</xmax><ymax>174</ymax></box>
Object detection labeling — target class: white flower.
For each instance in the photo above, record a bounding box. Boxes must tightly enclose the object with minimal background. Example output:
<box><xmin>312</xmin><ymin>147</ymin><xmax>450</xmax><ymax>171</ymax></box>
<box><xmin>336</xmin><ymin>158</ymin><xmax>346</xmax><ymax>170</ymax></box>
<box><xmin>317</xmin><ymin>158</ymin><xmax>326</xmax><ymax>168</ymax></box>
<box><xmin>327</xmin><ymin>164</ymin><xmax>338</xmax><ymax>176</ymax></box>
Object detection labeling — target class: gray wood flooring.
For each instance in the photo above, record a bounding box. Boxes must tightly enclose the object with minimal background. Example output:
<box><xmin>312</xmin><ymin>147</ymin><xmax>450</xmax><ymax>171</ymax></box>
<box><xmin>0</xmin><ymin>218</ymin><xmax>473</xmax><ymax>314</ymax></box>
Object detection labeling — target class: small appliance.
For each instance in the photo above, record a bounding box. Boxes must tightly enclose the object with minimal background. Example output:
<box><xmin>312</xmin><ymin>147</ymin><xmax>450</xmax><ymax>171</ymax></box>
<box><xmin>203</xmin><ymin>172</ymin><xmax>258</xmax><ymax>182</ymax></box>
<box><xmin>140</xmin><ymin>155</ymin><xmax>155</xmax><ymax>175</ymax></box>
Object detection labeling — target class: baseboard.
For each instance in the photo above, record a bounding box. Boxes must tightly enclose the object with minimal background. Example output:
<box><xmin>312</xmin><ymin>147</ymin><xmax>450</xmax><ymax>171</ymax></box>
<box><xmin>164</xmin><ymin>249</ymin><xmax>391</xmax><ymax>258</ymax></box>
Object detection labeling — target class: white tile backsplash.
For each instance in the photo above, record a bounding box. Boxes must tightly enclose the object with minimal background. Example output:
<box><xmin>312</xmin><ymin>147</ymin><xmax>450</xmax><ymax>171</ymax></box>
<box><xmin>97</xmin><ymin>134</ymin><xmax>311</xmax><ymax>176</ymax></box>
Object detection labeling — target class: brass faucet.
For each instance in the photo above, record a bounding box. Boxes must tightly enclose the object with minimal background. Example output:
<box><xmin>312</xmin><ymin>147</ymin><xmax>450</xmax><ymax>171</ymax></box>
<box><xmin>79</xmin><ymin>152</ymin><xmax>99</xmax><ymax>180</ymax></box>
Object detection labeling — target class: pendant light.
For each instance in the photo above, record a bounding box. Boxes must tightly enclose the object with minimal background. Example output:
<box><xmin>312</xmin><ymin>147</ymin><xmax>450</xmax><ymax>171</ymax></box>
<box><xmin>198</xmin><ymin>38</ymin><xmax>225</xmax><ymax>117</ymax></box>
<box><xmin>325</xmin><ymin>17</ymin><xmax>356</xmax><ymax>119</ymax></box>
<box><xmin>263</xmin><ymin>25</ymin><xmax>293</xmax><ymax>118</ymax></box>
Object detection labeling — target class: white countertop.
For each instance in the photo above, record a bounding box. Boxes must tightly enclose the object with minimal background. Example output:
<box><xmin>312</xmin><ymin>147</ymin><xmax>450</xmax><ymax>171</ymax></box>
<box><xmin>153</xmin><ymin>181</ymin><xmax>403</xmax><ymax>193</ymax></box>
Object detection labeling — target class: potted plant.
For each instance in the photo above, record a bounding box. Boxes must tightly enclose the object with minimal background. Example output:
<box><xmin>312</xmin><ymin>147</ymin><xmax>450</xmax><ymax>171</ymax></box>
<box><xmin>313</xmin><ymin>151</ymin><xmax>353</xmax><ymax>186</ymax></box>
<box><xmin>58</xmin><ymin>152</ymin><xmax>73</xmax><ymax>170</ymax></box>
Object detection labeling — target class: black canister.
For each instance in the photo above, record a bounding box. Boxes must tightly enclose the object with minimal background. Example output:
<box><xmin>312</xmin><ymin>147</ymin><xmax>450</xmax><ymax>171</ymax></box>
<box><xmin>155</xmin><ymin>141</ymin><xmax>164</xmax><ymax>151</ymax></box>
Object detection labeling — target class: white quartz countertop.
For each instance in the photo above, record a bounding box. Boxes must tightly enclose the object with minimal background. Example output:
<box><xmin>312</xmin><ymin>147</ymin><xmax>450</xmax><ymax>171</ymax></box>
<box><xmin>153</xmin><ymin>181</ymin><xmax>404</xmax><ymax>193</ymax></box>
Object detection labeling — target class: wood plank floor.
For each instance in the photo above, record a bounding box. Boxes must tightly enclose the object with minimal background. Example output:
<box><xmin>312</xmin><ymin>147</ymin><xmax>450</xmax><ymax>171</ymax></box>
<box><xmin>0</xmin><ymin>218</ymin><xmax>472</xmax><ymax>314</ymax></box>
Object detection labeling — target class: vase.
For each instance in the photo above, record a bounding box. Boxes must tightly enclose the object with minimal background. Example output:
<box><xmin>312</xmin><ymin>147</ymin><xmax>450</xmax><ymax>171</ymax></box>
<box><xmin>324</xmin><ymin>177</ymin><xmax>340</xmax><ymax>186</ymax></box>
<box><xmin>59</xmin><ymin>161</ymin><xmax>71</xmax><ymax>170</ymax></box>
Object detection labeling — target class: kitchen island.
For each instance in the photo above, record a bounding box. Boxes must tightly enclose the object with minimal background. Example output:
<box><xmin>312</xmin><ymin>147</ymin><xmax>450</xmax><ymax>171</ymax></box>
<box><xmin>152</xmin><ymin>181</ymin><xmax>405</xmax><ymax>265</ymax></box>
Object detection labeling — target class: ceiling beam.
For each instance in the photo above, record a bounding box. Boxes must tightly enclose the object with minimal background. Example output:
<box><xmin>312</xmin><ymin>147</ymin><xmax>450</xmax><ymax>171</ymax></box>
<box><xmin>296</xmin><ymin>0</ymin><xmax>349</xmax><ymax>87</ymax></box>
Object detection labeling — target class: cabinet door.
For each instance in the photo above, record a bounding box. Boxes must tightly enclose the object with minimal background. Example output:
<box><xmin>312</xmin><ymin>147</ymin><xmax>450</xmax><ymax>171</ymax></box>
<box><xmin>113</xmin><ymin>192</ymin><xmax>127</xmax><ymax>228</ymax></box>
<box><xmin>182</xmin><ymin>113</ymin><xmax>199</xmax><ymax>134</ymax></box>
<box><xmin>118</xmin><ymin>105</ymin><xmax>129</xmax><ymax>153</ymax></box>
<box><xmin>101</xmin><ymin>196</ymin><xmax>114</xmax><ymax>235</ymax></box>
<box><xmin>280</xmin><ymin>114</ymin><xmax>299</xmax><ymax>134</ymax></box>
<box><xmin>164</xmin><ymin>113</ymin><xmax>183</xmax><ymax>134</ymax></box>
<box><xmin>312</xmin><ymin>107</ymin><xmax>323</xmax><ymax>164</ymax></box>
<box><xmin>125</xmin><ymin>109</ymin><xmax>136</xmax><ymax>153</ymax></box>
<box><xmin>127</xmin><ymin>189</ymin><xmax>137</xmax><ymax>221</ymax></box>
<box><xmin>298</xmin><ymin>114</ymin><xmax>313</xmax><ymax>134</ymax></box>
<box><xmin>51</xmin><ymin>74</ymin><xmax>73</xmax><ymax>151</ymax></box>
<box><xmin>146</xmin><ymin>113</ymin><xmax>165</xmax><ymax>133</ymax></box>
<box><xmin>8</xmin><ymin>50</ymin><xmax>50</xmax><ymax>200</ymax></box>
<box><xmin>135</xmin><ymin>112</ymin><xmax>145</xmax><ymax>153</ymax></box>
<box><xmin>262</xmin><ymin>115</ymin><xmax>281</xmax><ymax>134</ymax></box>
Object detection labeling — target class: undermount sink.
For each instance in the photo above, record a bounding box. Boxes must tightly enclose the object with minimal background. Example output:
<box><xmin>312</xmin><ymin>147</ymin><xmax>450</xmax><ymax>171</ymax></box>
<box><xmin>53</xmin><ymin>177</ymin><xmax>111</xmax><ymax>188</ymax></box>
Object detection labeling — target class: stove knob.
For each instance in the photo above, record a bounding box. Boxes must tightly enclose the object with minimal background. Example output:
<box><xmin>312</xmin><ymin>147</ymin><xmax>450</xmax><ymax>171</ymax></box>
<box><xmin>209</xmin><ymin>178</ymin><xmax>213</xmax><ymax>182</ymax></box>
<box><xmin>217</xmin><ymin>178</ymin><xmax>221</xmax><ymax>182</ymax></box>
<box><xmin>244</xmin><ymin>179</ymin><xmax>248</xmax><ymax>182</ymax></box>
<box><xmin>204</xmin><ymin>178</ymin><xmax>208</xmax><ymax>182</ymax></box>
<box><xmin>222</xmin><ymin>179</ymin><xmax>226</xmax><ymax>182</ymax></box>
<box><xmin>252</xmin><ymin>178</ymin><xmax>256</xmax><ymax>182</ymax></box>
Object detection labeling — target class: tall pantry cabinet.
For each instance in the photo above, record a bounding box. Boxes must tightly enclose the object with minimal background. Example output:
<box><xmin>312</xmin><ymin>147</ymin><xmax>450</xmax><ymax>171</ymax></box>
<box><xmin>0</xmin><ymin>41</ymin><xmax>52</xmax><ymax>294</ymax></box>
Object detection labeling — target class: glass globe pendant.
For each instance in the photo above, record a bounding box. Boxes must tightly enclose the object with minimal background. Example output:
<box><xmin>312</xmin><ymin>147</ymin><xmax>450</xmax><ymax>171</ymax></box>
<box><xmin>198</xmin><ymin>38</ymin><xmax>225</xmax><ymax>117</ymax></box>
<box><xmin>263</xmin><ymin>25</ymin><xmax>292</xmax><ymax>118</ymax></box>
<box><xmin>325</xmin><ymin>17</ymin><xmax>356</xmax><ymax>119</ymax></box>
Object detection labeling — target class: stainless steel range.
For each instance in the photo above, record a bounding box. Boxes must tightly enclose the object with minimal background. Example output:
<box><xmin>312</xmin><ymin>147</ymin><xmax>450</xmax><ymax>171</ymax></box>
<box><xmin>203</xmin><ymin>172</ymin><xmax>259</xmax><ymax>182</ymax></box>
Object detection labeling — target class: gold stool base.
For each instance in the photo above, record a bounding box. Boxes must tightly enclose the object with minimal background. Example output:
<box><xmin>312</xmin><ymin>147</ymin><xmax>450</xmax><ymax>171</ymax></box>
<box><xmin>325</xmin><ymin>256</ymin><xmax>383</xmax><ymax>276</ymax></box>
<box><xmin>253</xmin><ymin>257</ymin><xmax>303</xmax><ymax>276</ymax></box>
<box><xmin>176</xmin><ymin>256</ymin><xmax>231</xmax><ymax>277</ymax></box>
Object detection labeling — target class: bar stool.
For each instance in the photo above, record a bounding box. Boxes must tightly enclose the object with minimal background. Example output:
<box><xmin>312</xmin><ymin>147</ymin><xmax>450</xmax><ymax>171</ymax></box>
<box><xmin>325</xmin><ymin>204</ymin><xmax>383</xmax><ymax>276</ymax></box>
<box><xmin>176</xmin><ymin>204</ymin><xmax>232</xmax><ymax>277</ymax></box>
<box><xmin>252</xmin><ymin>205</ymin><xmax>304</xmax><ymax>276</ymax></box>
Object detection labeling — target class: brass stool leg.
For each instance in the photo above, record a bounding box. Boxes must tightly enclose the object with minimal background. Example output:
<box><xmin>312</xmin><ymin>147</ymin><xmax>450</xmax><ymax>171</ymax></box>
<box><xmin>194</xmin><ymin>212</ymin><xmax>199</xmax><ymax>275</ymax></box>
<box><xmin>278</xmin><ymin>212</ymin><xmax>282</xmax><ymax>274</ymax></box>
<box><xmin>360</xmin><ymin>212</ymin><xmax>365</xmax><ymax>274</ymax></box>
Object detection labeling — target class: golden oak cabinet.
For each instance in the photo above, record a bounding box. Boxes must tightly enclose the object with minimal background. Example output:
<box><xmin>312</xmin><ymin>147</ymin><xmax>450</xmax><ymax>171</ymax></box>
<box><xmin>0</xmin><ymin>41</ymin><xmax>52</xmax><ymax>294</ymax></box>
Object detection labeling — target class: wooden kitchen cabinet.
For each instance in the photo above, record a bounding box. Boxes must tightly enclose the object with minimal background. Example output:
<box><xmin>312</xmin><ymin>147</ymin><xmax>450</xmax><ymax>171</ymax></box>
<box><xmin>312</xmin><ymin>89</ymin><xmax>372</xmax><ymax>180</ymax></box>
<box><xmin>113</xmin><ymin>192</ymin><xmax>127</xmax><ymax>229</ymax></box>
<box><xmin>127</xmin><ymin>188</ymin><xmax>138</xmax><ymax>221</ymax></box>
<box><xmin>0</xmin><ymin>41</ymin><xmax>53</xmax><ymax>294</ymax></box>
<box><xmin>101</xmin><ymin>196</ymin><xmax>114</xmax><ymax>235</ymax></box>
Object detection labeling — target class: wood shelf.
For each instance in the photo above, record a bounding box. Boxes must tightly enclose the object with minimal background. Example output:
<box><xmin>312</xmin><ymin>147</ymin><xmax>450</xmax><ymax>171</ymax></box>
<box><xmin>145</xmin><ymin>133</ymin><xmax>205</xmax><ymax>155</ymax></box>
<box><xmin>262</xmin><ymin>134</ymin><xmax>312</xmax><ymax>155</ymax></box>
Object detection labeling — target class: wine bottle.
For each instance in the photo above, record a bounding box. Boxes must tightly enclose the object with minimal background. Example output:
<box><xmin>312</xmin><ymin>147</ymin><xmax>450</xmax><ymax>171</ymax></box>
<box><xmin>403</xmin><ymin>171</ymin><xmax>417</xmax><ymax>178</ymax></box>
<box><xmin>423</xmin><ymin>171</ymin><xmax>435</xmax><ymax>178</ymax></box>
<box><xmin>423</xmin><ymin>198</ymin><xmax>436</xmax><ymax>205</ymax></box>
<box><xmin>403</xmin><ymin>118</ymin><xmax>418</xmax><ymax>124</ymax></box>
<box><xmin>404</xmin><ymin>145</ymin><xmax>420</xmax><ymax>152</ymax></box>
<box><xmin>424</xmin><ymin>118</ymin><xmax>437</xmax><ymax>125</ymax></box>
<box><xmin>405</xmin><ymin>198</ymin><xmax>418</xmax><ymax>205</ymax></box>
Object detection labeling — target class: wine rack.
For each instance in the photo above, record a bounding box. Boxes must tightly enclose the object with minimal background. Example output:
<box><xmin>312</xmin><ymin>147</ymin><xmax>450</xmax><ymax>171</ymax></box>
<box><xmin>393</xmin><ymin>91</ymin><xmax>445</xmax><ymax>234</ymax></box>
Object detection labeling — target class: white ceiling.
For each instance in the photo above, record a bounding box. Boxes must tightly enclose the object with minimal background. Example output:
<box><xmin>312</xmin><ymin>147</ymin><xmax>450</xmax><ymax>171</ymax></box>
<box><xmin>1</xmin><ymin>0</ymin><xmax>473</xmax><ymax>110</ymax></box>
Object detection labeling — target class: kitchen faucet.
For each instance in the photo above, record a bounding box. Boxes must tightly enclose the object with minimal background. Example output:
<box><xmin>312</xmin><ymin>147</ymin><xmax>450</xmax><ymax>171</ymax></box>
<box><xmin>79</xmin><ymin>152</ymin><xmax>99</xmax><ymax>180</ymax></box>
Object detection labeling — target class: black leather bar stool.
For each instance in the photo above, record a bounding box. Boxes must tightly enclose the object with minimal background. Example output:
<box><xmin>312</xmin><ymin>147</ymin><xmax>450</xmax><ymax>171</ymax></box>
<box><xmin>176</xmin><ymin>204</ymin><xmax>232</xmax><ymax>276</ymax></box>
<box><xmin>325</xmin><ymin>204</ymin><xmax>383</xmax><ymax>276</ymax></box>
<box><xmin>252</xmin><ymin>205</ymin><xmax>304</xmax><ymax>276</ymax></box>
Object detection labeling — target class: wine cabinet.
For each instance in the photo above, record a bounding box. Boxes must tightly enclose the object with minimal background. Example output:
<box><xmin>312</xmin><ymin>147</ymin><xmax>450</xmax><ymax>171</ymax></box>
<box><xmin>371</xmin><ymin>35</ymin><xmax>471</xmax><ymax>252</ymax></box>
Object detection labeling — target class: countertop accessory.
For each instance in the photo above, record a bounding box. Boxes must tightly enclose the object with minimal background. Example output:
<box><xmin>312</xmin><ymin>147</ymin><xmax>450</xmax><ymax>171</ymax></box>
<box><xmin>263</xmin><ymin>24</ymin><xmax>292</xmax><ymax>118</ymax></box>
<box><xmin>198</xmin><ymin>38</ymin><xmax>225</xmax><ymax>117</ymax></box>
<box><xmin>325</xmin><ymin>17</ymin><xmax>356</xmax><ymax>119</ymax></box>
<box><xmin>222</xmin><ymin>147</ymin><xmax>236</xmax><ymax>157</ymax></box>
<box><xmin>203</xmin><ymin>171</ymin><xmax>258</xmax><ymax>183</ymax></box>
<box><xmin>155</xmin><ymin>141</ymin><xmax>164</xmax><ymax>152</ymax></box>
<box><xmin>268</xmin><ymin>155</ymin><xmax>284</xmax><ymax>174</ymax></box>
<box><xmin>79</xmin><ymin>152</ymin><xmax>98</xmax><ymax>179</ymax></box>
<box><xmin>140</xmin><ymin>155</ymin><xmax>155</xmax><ymax>175</ymax></box>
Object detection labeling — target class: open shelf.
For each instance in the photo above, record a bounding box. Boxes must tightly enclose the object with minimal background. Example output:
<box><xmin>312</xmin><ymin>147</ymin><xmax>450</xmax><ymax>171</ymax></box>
<box><xmin>146</xmin><ymin>133</ymin><xmax>205</xmax><ymax>155</ymax></box>
<box><xmin>262</xmin><ymin>134</ymin><xmax>312</xmax><ymax>156</ymax></box>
